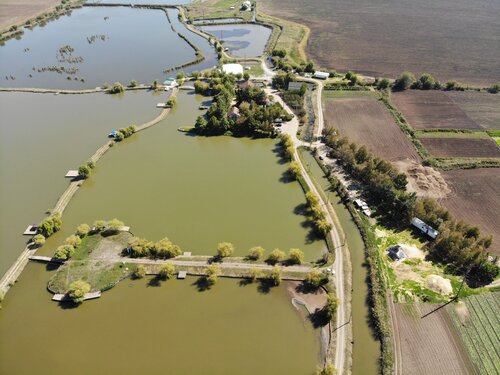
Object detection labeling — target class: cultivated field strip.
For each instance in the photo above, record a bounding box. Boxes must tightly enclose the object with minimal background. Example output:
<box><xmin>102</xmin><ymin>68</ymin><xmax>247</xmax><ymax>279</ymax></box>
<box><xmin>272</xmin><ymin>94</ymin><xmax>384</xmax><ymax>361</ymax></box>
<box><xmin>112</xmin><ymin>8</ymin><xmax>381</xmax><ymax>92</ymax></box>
<box><xmin>394</xmin><ymin>303</ymin><xmax>472</xmax><ymax>375</ymax></box>
<box><xmin>448</xmin><ymin>293</ymin><xmax>500</xmax><ymax>375</ymax></box>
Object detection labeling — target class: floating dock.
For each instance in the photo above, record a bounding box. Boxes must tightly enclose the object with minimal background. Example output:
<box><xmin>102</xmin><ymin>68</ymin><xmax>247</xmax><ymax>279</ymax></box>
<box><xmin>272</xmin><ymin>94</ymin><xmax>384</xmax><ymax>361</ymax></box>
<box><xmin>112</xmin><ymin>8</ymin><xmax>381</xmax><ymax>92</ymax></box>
<box><xmin>179</xmin><ymin>85</ymin><xmax>195</xmax><ymax>90</ymax></box>
<box><xmin>182</xmin><ymin>252</ymin><xmax>192</xmax><ymax>257</ymax></box>
<box><xmin>23</xmin><ymin>225</ymin><xmax>37</xmax><ymax>235</ymax></box>
<box><xmin>65</xmin><ymin>170</ymin><xmax>79</xmax><ymax>178</ymax></box>
<box><xmin>177</xmin><ymin>271</ymin><xmax>187</xmax><ymax>279</ymax></box>
<box><xmin>52</xmin><ymin>291</ymin><xmax>101</xmax><ymax>302</ymax></box>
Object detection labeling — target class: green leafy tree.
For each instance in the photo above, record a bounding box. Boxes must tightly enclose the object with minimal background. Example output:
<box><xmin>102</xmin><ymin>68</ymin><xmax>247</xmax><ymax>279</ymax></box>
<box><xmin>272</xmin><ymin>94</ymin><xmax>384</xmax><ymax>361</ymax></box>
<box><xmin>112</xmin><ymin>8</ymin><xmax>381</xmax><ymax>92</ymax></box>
<box><xmin>488</xmin><ymin>83</ymin><xmax>500</xmax><ymax>94</ymax></box>
<box><xmin>287</xmin><ymin>161</ymin><xmax>302</xmax><ymax>179</ymax></box>
<box><xmin>106</xmin><ymin>218</ymin><xmax>124</xmax><ymax>233</ymax></box>
<box><xmin>376</xmin><ymin>78</ymin><xmax>390</xmax><ymax>90</ymax></box>
<box><xmin>248</xmin><ymin>246</ymin><xmax>265</xmax><ymax>260</ymax></box>
<box><xmin>92</xmin><ymin>220</ymin><xmax>107</xmax><ymax>232</ymax></box>
<box><xmin>65</xmin><ymin>234</ymin><xmax>81</xmax><ymax>248</ymax></box>
<box><xmin>133</xmin><ymin>265</ymin><xmax>146</xmax><ymax>279</ymax></box>
<box><xmin>206</xmin><ymin>264</ymin><xmax>221</xmax><ymax>284</ymax></box>
<box><xmin>267</xmin><ymin>249</ymin><xmax>286</xmax><ymax>265</ymax></box>
<box><xmin>243</xmin><ymin>72</ymin><xmax>250</xmax><ymax>81</ymax></box>
<box><xmin>158</xmin><ymin>263</ymin><xmax>176</xmax><ymax>280</ymax></box>
<box><xmin>305</xmin><ymin>269</ymin><xmax>329</xmax><ymax>288</ymax></box>
<box><xmin>314</xmin><ymin>219</ymin><xmax>332</xmax><ymax>237</ymax></box>
<box><xmin>32</xmin><ymin>234</ymin><xmax>46</xmax><ymax>247</ymax></box>
<box><xmin>75</xmin><ymin>223</ymin><xmax>90</xmax><ymax>237</ymax></box>
<box><xmin>54</xmin><ymin>244</ymin><xmax>74</xmax><ymax>260</ymax></box>
<box><xmin>78</xmin><ymin>165</ymin><xmax>91</xmax><ymax>179</ymax></box>
<box><xmin>108</xmin><ymin>82</ymin><xmax>125</xmax><ymax>94</ymax></box>
<box><xmin>249</xmin><ymin>267</ymin><xmax>262</xmax><ymax>281</ymax></box>
<box><xmin>322</xmin><ymin>293</ymin><xmax>339</xmax><ymax>320</ymax></box>
<box><xmin>217</xmin><ymin>242</ymin><xmax>234</xmax><ymax>258</ymax></box>
<box><xmin>393</xmin><ymin>72</ymin><xmax>415</xmax><ymax>91</ymax></box>
<box><xmin>268</xmin><ymin>266</ymin><xmax>282</xmax><ymax>285</ymax></box>
<box><xmin>316</xmin><ymin>362</ymin><xmax>336</xmax><ymax>375</ymax></box>
<box><xmin>67</xmin><ymin>280</ymin><xmax>91</xmax><ymax>304</ymax></box>
<box><xmin>129</xmin><ymin>80</ymin><xmax>138</xmax><ymax>87</ymax></box>
<box><xmin>288</xmin><ymin>248</ymin><xmax>304</xmax><ymax>265</ymax></box>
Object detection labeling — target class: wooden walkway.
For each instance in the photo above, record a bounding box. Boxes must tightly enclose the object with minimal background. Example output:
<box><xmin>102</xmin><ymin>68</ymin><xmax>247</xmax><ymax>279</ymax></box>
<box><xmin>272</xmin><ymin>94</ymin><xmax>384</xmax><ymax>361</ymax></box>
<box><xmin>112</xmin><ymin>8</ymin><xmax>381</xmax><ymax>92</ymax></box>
<box><xmin>52</xmin><ymin>291</ymin><xmax>101</xmax><ymax>302</ymax></box>
<box><xmin>29</xmin><ymin>256</ymin><xmax>64</xmax><ymax>264</ymax></box>
<box><xmin>0</xmin><ymin>245</ymin><xmax>33</xmax><ymax>294</ymax></box>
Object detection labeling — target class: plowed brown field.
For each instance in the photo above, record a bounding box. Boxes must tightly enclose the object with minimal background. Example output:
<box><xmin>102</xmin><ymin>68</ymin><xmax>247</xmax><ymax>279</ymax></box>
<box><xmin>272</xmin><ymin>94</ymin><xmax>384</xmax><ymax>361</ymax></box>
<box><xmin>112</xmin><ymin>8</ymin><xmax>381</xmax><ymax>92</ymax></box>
<box><xmin>392</xmin><ymin>303</ymin><xmax>476</xmax><ymax>375</ymax></box>
<box><xmin>420</xmin><ymin>137</ymin><xmax>500</xmax><ymax>158</ymax></box>
<box><xmin>441</xmin><ymin>168</ymin><xmax>500</xmax><ymax>254</ymax></box>
<box><xmin>260</xmin><ymin>0</ymin><xmax>500</xmax><ymax>85</ymax></box>
<box><xmin>0</xmin><ymin>0</ymin><xmax>60</xmax><ymax>30</ymax></box>
<box><xmin>391</xmin><ymin>91</ymin><xmax>480</xmax><ymax>130</ymax></box>
<box><xmin>447</xmin><ymin>92</ymin><xmax>500</xmax><ymax>130</ymax></box>
<box><xmin>324</xmin><ymin>92</ymin><xmax>420</xmax><ymax>162</ymax></box>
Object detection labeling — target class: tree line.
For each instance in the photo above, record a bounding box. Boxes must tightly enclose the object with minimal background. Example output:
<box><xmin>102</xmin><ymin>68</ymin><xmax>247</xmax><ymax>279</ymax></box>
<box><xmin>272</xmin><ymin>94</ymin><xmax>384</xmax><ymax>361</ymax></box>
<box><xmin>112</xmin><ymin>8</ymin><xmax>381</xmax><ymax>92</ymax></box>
<box><xmin>323</xmin><ymin>131</ymin><xmax>499</xmax><ymax>285</ymax></box>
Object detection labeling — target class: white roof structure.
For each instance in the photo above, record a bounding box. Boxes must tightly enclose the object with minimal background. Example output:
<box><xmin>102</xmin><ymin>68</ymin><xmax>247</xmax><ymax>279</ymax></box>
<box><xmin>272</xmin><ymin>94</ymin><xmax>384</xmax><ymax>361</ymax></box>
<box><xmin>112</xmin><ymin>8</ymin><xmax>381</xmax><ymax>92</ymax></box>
<box><xmin>222</xmin><ymin>63</ymin><xmax>243</xmax><ymax>76</ymax></box>
<box><xmin>411</xmin><ymin>217</ymin><xmax>439</xmax><ymax>239</ymax></box>
<box><xmin>313</xmin><ymin>71</ymin><xmax>329</xmax><ymax>80</ymax></box>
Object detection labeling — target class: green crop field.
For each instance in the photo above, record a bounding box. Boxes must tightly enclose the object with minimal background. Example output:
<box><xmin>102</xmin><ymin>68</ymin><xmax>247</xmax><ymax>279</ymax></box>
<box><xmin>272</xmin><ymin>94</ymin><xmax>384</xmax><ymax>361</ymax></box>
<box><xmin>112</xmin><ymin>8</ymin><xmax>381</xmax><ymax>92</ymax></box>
<box><xmin>447</xmin><ymin>293</ymin><xmax>500</xmax><ymax>375</ymax></box>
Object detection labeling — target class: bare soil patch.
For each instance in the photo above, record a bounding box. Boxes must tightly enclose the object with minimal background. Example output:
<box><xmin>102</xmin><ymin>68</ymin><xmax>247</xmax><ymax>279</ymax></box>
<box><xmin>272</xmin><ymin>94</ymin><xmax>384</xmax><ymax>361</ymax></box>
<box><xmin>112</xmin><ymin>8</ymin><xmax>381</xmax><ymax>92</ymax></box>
<box><xmin>447</xmin><ymin>92</ymin><xmax>500</xmax><ymax>130</ymax></box>
<box><xmin>395</xmin><ymin>160</ymin><xmax>450</xmax><ymax>199</ymax></box>
<box><xmin>393</xmin><ymin>303</ymin><xmax>475</xmax><ymax>375</ymax></box>
<box><xmin>324</xmin><ymin>93</ymin><xmax>420</xmax><ymax>162</ymax></box>
<box><xmin>441</xmin><ymin>168</ymin><xmax>500</xmax><ymax>254</ymax></box>
<box><xmin>0</xmin><ymin>0</ymin><xmax>60</xmax><ymax>30</ymax></box>
<box><xmin>260</xmin><ymin>0</ymin><xmax>500</xmax><ymax>85</ymax></box>
<box><xmin>420</xmin><ymin>137</ymin><xmax>500</xmax><ymax>158</ymax></box>
<box><xmin>391</xmin><ymin>90</ymin><xmax>480</xmax><ymax>130</ymax></box>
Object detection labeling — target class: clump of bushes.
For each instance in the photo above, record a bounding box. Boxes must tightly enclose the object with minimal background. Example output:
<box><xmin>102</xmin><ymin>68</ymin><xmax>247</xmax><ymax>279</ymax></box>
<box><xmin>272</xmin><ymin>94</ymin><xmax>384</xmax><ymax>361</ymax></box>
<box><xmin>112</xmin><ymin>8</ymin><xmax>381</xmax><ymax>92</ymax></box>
<box><xmin>31</xmin><ymin>234</ymin><xmax>46</xmax><ymax>248</ymax></box>
<box><xmin>37</xmin><ymin>212</ymin><xmax>62</xmax><ymax>238</ymax></box>
<box><xmin>305</xmin><ymin>269</ymin><xmax>329</xmax><ymax>288</ymax></box>
<box><xmin>158</xmin><ymin>263</ymin><xmax>176</xmax><ymax>280</ymax></box>
<box><xmin>67</xmin><ymin>280</ymin><xmax>91</xmax><ymax>304</ymax></box>
<box><xmin>126</xmin><ymin>237</ymin><xmax>181</xmax><ymax>259</ymax></box>
<box><xmin>107</xmin><ymin>82</ymin><xmax>125</xmax><ymax>94</ymax></box>
<box><xmin>305</xmin><ymin>191</ymin><xmax>332</xmax><ymax>237</ymax></box>
<box><xmin>247</xmin><ymin>246</ymin><xmax>265</xmax><ymax>260</ymax></box>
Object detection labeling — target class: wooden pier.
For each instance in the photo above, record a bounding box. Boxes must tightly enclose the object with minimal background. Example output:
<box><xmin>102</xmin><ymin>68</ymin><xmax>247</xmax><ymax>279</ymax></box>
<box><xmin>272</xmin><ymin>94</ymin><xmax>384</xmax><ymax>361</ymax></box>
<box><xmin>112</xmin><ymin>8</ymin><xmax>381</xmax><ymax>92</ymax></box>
<box><xmin>29</xmin><ymin>256</ymin><xmax>64</xmax><ymax>264</ymax></box>
<box><xmin>23</xmin><ymin>225</ymin><xmax>37</xmax><ymax>235</ymax></box>
<box><xmin>52</xmin><ymin>291</ymin><xmax>101</xmax><ymax>302</ymax></box>
<box><xmin>65</xmin><ymin>170</ymin><xmax>79</xmax><ymax>178</ymax></box>
<box><xmin>177</xmin><ymin>271</ymin><xmax>187</xmax><ymax>279</ymax></box>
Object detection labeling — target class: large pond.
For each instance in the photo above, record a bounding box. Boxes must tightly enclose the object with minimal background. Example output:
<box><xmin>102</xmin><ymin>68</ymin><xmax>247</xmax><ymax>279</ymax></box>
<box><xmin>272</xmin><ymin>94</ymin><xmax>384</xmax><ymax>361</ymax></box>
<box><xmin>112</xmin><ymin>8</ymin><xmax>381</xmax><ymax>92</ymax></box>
<box><xmin>199</xmin><ymin>23</ymin><xmax>272</xmax><ymax>58</ymax></box>
<box><xmin>0</xmin><ymin>263</ymin><xmax>320</xmax><ymax>375</ymax></box>
<box><xmin>0</xmin><ymin>90</ymin><xmax>165</xmax><ymax>275</ymax></box>
<box><xmin>0</xmin><ymin>7</ymin><xmax>211</xmax><ymax>89</ymax></box>
<box><xmin>37</xmin><ymin>91</ymin><xmax>325</xmax><ymax>260</ymax></box>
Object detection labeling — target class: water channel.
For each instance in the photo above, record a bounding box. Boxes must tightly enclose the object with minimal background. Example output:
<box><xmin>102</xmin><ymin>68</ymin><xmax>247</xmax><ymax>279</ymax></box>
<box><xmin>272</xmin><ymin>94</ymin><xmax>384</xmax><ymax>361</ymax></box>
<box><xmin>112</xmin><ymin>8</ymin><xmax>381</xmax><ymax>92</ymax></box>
<box><xmin>0</xmin><ymin>90</ymin><xmax>165</xmax><ymax>275</ymax></box>
<box><xmin>299</xmin><ymin>149</ymin><xmax>381</xmax><ymax>374</ymax></box>
<box><xmin>200</xmin><ymin>23</ymin><xmax>272</xmax><ymax>58</ymax></box>
<box><xmin>0</xmin><ymin>7</ymin><xmax>212</xmax><ymax>89</ymax></box>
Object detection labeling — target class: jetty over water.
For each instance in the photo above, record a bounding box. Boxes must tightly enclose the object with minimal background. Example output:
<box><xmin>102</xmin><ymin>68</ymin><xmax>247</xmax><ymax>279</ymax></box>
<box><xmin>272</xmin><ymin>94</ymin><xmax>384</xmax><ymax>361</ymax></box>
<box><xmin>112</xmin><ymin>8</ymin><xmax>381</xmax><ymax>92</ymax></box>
<box><xmin>29</xmin><ymin>256</ymin><xmax>64</xmax><ymax>264</ymax></box>
<box><xmin>52</xmin><ymin>291</ymin><xmax>101</xmax><ymax>302</ymax></box>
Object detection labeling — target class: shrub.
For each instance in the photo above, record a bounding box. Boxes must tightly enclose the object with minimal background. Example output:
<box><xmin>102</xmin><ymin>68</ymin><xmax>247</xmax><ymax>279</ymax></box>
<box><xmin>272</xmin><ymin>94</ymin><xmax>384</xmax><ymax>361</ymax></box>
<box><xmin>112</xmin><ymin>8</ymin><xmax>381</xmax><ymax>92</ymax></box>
<box><xmin>32</xmin><ymin>234</ymin><xmax>46</xmax><ymax>247</ymax></box>
<box><xmin>487</xmin><ymin>83</ymin><xmax>500</xmax><ymax>94</ymax></box>
<box><xmin>166</xmin><ymin>97</ymin><xmax>177</xmax><ymax>107</ymax></box>
<box><xmin>322</xmin><ymin>293</ymin><xmax>339</xmax><ymax>320</ymax></box>
<box><xmin>248</xmin><ymin>246</ymin><xmax>265</xmax><ymax>260</ymax></box>
<box><xmin>267</xmin><ymin>249</ymin><xmax>286</xmax><ymax>265</ymax></box>
<box><xmin>106</xmin><ymin>218</ymin><xmax>124</xmax><ymax>234</ymax></box>
<box><xmin>129</xmin><ymin>80</ymin><xmax>138</xmax><ymax>87</ymax></box>
<box><xmin>249</xmin><ymin>267</ymin><xmax>262</xmax><ymax>281</ymax></box>
<box><xmin>217</xmin><ymin>242</ymin><xmax>234</xmax><ymax>258</ymax></box>
<box><xmin>67</xmin><ymin>280</ymin><xmax>90</xmax><ymax>304</ymax></box>
<box><xmin>376</xmin><ymin>78</ymin><xmax>390</xmax><ymax>90</ymax></box>
<box><xmin>158</xmin><ymin>263</ymin><xmax>176</xmax><ymax>280</ymax></box>
<box><xmin>92</xmin><ymin>220</ymin><xmax>107</xmax><ymax>233</ymax></box>
<box><xmin>288</xmin><ymin>248</ymin><xmax>304</xmax><ymax>265</ymax></box>
<box><xmin>155</xmin><ymin>237</ymin><xmax>182</xmax><ymax>259</ymax></box>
